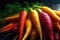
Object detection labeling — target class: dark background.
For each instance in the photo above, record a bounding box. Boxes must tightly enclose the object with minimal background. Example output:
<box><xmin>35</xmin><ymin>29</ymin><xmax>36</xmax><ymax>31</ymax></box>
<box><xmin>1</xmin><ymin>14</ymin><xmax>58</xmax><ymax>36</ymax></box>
<box><xmin>0</xmin><ymin>0</ymin><xmax>60</xmax><ymax>10</ymax></box>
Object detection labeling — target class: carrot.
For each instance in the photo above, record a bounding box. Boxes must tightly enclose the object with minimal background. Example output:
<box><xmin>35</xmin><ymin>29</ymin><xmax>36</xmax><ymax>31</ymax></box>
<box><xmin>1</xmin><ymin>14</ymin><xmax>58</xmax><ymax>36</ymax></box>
<box><xmin>30</xmin><ymin>28</ymin><xmax>37</xmax><ymax>40</ymax></box>
<box><xmin>11</xmin><ymin>23</ymin><xmax>18</xmax><ymax>32</ymax></box>
<box><xmin>4</xmin><ymin>13</ymin><xmax>19</xmax><ymax>22</ymax></box>
<box><xmin>19</xmin><ymin>11</ymin><xmax>28</xmax><ymax>40</ymax></box>
<box><xmin>54</xmin><ymin>10</ymin><xmax>60</xmax><ymax>16</ymax></box>
<box><xmin>22</xmin><ymin>18</ymin><xmax>32</xmax><ymax>40</ymax></box>
<box><xmin>0</xmin><ymin>22</ymin><xmax>18</xmax><ymax>33</ymax></box>
<box><xmin>38</xmin><ymin>9</ymin><xmax>54</xmax><ymax>40</ymax></box>
<box><xmin>54</xmin><ymin>21</ymin><xmax>60</xmax><ymax>31</ymax></box>
<box><xmin>30</xmin><ymin>8</ymin><xmax>42</xmax><ymax>40</ymax></box>
<box><xmin>41</xmin><ymin>6</ymin><xmax>60</xmax><ymax>22</ymax></box>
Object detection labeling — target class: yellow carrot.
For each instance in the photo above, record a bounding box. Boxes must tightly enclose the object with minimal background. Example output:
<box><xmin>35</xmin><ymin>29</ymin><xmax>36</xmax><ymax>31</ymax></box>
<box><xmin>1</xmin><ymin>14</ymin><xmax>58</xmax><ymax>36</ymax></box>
<box><xmin>22</xmin><ymin>18</ymin><xmax>32</xmax><ymax>40</ymax></box>
<box><xmin>4</xmin><ymin>13</ymin><xmax>19</xmax><ymax>22</ymax></box>
<box><xmin>30</xmin><ymin>8</ymin><xmax>42</xmax><ymax>40</ymax></box>
<box><xmin>41</xmin><ymin>6</ymin><xmax>60</xmax><ymax>22</ymax></box>
<box><xmin>54</xmin><ymin>10</ymin><xmax>60</xmax><ymax>16</ymax></box>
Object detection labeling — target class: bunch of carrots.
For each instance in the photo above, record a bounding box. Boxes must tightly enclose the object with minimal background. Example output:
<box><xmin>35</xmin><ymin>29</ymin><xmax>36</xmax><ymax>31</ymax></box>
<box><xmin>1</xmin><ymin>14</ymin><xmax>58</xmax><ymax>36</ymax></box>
<box><xmin>0</xmin><ymin>3</ymin><xmax>60</xmax><ymax>40</ymax></box>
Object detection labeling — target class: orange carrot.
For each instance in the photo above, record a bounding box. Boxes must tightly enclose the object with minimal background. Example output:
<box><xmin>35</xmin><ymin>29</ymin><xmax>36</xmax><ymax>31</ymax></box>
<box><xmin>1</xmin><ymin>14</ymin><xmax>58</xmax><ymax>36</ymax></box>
<box><xmin>4</xmin><ymin>13</ymin><xmax>19</xmax><ymax>22</ymax></box>
<box><xmin>41</xmin><ymin>6</ymin><xmax>60</xmax><ymax>22</ymax></box>
<box><xmin>54</xmin><ymin>10</ymin><xmax>60</xmax><ymax>16</ymax></box>
<box><xmin>22</xmin><ymin>18</ymin><xmax>32</xmax><ymax>40</ymax></box>
<box><xmin>30</xmin><ymin>8</ymin><xmax>42</xmax><ymax>40</ymax></box>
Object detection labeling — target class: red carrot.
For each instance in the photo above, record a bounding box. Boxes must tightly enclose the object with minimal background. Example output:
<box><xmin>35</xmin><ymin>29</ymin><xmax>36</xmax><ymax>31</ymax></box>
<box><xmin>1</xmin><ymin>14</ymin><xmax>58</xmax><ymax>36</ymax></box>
<box><xmin>19</xmin><ymin>11</ymin><xmax>28</xmax><ymax>40</ymax></box>
<box><xmin>10</xmin><ymin>23</ymin><xmax>18</xmax><ymax>32</ymax></box>
<box><xmin>0</xmin><ymin>22</ymin><xmax>18</xmax><ymax>33</ymax></box>
<box><xmin>38</xmin><ymin>9</ymin><xmax>54</xmax><ymax>40</ymax></box>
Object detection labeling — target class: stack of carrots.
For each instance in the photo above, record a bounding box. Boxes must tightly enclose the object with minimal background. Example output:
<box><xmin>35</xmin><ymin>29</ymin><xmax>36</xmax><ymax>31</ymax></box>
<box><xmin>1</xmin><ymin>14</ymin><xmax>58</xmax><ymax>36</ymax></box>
<box><xmin>0</xmin><ymin>3</ymin><xmax>60</xmax><ymax>40</ymax></box>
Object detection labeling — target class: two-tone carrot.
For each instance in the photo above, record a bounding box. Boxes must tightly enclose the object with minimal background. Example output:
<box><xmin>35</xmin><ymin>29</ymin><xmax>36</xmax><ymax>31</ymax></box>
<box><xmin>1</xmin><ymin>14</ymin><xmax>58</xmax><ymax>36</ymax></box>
<box><xmin>41</xmin><ymin>6</ymin><xmax>60</xmax><ymax>22</ymax></box>
<box><xmin>19</xmin><ymin>11</ymin><xmax>28</xmax><ymax>40</ymax></box>
<box><xmin>22</xmin><ymin>18</ymin><xmax>32</xmax><ymax>40</ymax></box>
<box><xmin>30</xmin><ymin>8</ymin><xmax>42</xmax><ymax>40</ymax></box>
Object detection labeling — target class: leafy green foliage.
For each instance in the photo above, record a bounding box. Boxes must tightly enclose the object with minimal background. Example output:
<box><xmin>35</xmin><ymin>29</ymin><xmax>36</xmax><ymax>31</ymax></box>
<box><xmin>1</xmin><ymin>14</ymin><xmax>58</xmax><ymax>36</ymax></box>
<box><xmin>0</xmin><ymin>2</ymin><xmax>22</xmax><ymax>19</ymax></box>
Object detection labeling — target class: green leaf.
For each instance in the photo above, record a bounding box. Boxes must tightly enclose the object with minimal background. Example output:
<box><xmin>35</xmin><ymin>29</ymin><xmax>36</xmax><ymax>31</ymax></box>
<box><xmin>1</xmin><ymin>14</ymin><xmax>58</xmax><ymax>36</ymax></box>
<box><xmin>0</xmin><ymin>2</ymin><xmax>22</xmax><ymax>19</ymax></box>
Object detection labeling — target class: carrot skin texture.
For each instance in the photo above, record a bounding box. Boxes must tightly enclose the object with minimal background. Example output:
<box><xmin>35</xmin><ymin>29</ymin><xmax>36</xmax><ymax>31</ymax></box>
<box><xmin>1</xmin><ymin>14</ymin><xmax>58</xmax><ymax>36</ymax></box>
<box><xmin>22</xmin><ymin>18</ymin><xmax>32</xmax><ymax>40</ymax></box>
<box><xmin>30</xmin><ymin>9</ymin><xmax>42</xmax><ymax>40</ymax></box>
<box><xmin>41</xmin><ymin>6</ymin><xmax>60</xmax><ymax>22</ymax></box>
<box><xmin>39</xmin><ymin>12</ymin><xmax>54</xmax><ymax>40</ymax></box>
<box><xmin>0</xmin><ymin>22</ymin><xmax>18</xmax><ymax>33</ymax></box>
<box><xmin>19</xmin><ymin>11</ymin><xmax>28</xmax><ymax>40</ymax></box>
